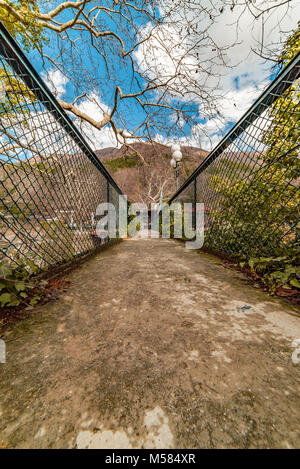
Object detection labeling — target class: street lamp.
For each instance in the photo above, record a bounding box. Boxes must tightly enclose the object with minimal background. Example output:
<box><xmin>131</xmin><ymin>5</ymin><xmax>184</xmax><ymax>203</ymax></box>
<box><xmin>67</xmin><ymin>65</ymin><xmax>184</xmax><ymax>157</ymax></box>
<box><xmin>170</xmin><ymin>144</ymin><xmax>182</xmax><ymax>190</ymax></box>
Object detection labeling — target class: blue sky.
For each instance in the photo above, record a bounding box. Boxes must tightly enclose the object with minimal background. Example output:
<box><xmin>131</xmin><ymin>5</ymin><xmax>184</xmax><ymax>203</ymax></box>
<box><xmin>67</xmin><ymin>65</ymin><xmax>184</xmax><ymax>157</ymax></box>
<box><xmin>23</xmin><ymin>0</ymin><xmax>299</xmax><ymax>151</ymax></box>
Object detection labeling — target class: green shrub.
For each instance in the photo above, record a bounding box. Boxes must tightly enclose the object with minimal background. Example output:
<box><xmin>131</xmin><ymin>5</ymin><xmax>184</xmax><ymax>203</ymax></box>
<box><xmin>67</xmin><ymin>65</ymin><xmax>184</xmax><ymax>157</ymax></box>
<box><xmin>240</xmin><ymin>246</ymin><xmax>300</xmax><ymax>294</ymax></box>
<box><xmin>104</xmin><ymin>153</ymin><xmax>142</xmax><ymax>172</ymax></box>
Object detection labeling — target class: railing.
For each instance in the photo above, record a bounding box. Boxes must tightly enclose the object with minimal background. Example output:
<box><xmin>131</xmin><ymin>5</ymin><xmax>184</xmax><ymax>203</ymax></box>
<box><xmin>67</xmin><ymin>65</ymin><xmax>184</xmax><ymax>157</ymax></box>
<box><xmin>169</xmin><ymin>53</ymin><xmax>300</xmax><ymax>260</ymax></box>
<box><xmin>0</xmin><ymin>23</ymin><xmax>122</xmax><ymax>271</ymax></box>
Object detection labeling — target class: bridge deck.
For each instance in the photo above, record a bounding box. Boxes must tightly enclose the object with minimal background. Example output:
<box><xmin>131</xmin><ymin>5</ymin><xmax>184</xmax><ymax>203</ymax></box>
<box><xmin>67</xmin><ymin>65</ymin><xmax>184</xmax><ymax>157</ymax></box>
<box><xmin>0</xmin><ymin>239</ymin><xmax>299</xmax><ymax>449</ymax></box>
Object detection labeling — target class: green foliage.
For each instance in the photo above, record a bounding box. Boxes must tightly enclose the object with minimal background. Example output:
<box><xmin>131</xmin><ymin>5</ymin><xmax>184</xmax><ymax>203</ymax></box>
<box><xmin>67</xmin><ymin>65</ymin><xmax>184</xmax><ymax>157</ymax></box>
<box><xmin>39</xmin><ymin>220</ymin><xmax>74</xmax><ymax>265</ymax></box>
<box><xmin>214</xmin><ymin>158</ymin><xmax>251</xmax><ymax>177</ymax></box>
<box><xmin>127</xmin><ymin>200</ymin><xmax>141</xmax><ymax>235</ymax></box>
<box><xmin>278</xmin><ymin>21</ymin><xmax>300</xmax><ymax>65</ymax></box>
<box><xmin>104</xmin><ymin>153</ymin><xmax>142</xmax><ymax>172</ymax></box>
<box><xmin>0</xmin><ymin>2</ymin><xmax>48</xmax><ymax>118</ymax></box>
<box><xmin>159</xmin><ymin>204</ymin><xmax>187</xmax><ymax>239</ymax></box>
<box><xmin>0</xmin><ymin>258</ymin><xmax>40</xmax><ymax>308</ymax></box>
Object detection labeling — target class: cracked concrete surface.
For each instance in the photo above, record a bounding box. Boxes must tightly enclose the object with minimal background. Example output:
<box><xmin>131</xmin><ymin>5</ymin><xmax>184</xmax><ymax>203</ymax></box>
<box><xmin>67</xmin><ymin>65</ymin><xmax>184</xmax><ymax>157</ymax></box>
<box><xmin>0</xmin><ymin>239</ymin><xmax>299</xmax><ymax>449</ymax></box>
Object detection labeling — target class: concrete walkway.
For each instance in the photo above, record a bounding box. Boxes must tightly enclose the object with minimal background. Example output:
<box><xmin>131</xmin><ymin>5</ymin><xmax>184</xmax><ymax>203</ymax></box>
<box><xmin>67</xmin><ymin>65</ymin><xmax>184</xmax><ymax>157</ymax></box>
<box><xmin>0</xmin><ymin>239</ymin><xmax>299</xmax><ymax>449</ymax></box>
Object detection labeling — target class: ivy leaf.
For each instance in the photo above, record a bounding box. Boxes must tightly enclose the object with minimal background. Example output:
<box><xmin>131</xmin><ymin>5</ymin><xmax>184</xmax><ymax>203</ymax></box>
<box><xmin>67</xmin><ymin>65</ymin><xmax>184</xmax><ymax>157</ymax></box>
<box><xmin>0</xmin><ymin>263</ymin><xmax>12</xmax><ymax>278</ymax></box>
<box><xmin>248</xmin><ymin>258</ymin><xmax>256</xmax><ymax>271</ymax></box>
<box><xmin>30</xmin><ymin>295</ymin><xmax>40</xmax><ymax>306</ymax></box>
<box><xmin>0</xmin><ymin>292</ymin><xmax>14</xmax><ymax>307</ymax></box>
<box><xmin>7</xmin><ymin>297</ymin><xmax>20</xmax><ymax>307</ymax></box>
<box><xmin>290</xmin><ymin>278</ymin><xmax>300</xmax><ymax>289</ymax></box>
<box><xmin>0</xmin><ymin>282</ymin><xmax>8</xmax><ymax>292</ymax></box>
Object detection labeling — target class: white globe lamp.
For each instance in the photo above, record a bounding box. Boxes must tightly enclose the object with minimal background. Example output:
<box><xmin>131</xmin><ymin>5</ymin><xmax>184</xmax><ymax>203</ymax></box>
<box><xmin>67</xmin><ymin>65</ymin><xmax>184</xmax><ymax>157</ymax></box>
<box><xmin>170</xmin><ymin>158</ymin><xmax>177</xmax><ymax>168</ymax></box>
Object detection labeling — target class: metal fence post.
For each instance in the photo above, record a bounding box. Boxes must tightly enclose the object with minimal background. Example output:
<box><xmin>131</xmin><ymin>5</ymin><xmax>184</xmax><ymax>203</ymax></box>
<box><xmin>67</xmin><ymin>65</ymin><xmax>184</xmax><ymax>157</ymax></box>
<box><xmin>193</xmin><ymin>178</ymin><xmax>197</xmax><ymax>231</ymax></box>
<box><xmin>107</xmin><ymin>180</ymin><xmax>110</xmax><ymax>204</ymax></box>
<box><xmin>107</xmin><ymin>181</ymin><xmax>110</xmax><ymax>242</ymax></box>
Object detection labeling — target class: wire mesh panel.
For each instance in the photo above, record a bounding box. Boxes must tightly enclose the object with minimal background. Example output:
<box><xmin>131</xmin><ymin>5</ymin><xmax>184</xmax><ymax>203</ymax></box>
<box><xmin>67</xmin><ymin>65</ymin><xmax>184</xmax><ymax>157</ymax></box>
<box><xmin>170</xmin><ymin>53</ymin><xmax>300</xmax><ymax>260</ymax></box>
<box><xmin>0</xmin><ymin>25</ymin><xmax>122</xmax><ymax>271</ymax></box>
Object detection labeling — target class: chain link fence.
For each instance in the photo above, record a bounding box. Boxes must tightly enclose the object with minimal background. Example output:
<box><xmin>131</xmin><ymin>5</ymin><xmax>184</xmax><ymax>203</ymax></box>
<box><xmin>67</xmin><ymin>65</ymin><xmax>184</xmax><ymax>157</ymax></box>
<box><xmin>170</xmin><ymin>53</ymin><xmax>300</xmax><ymax>261</ymax></box>
<box><xmin>0</xmin><ymin>23</ymin><xmax>122</xmax><ymax>272</ymax></box>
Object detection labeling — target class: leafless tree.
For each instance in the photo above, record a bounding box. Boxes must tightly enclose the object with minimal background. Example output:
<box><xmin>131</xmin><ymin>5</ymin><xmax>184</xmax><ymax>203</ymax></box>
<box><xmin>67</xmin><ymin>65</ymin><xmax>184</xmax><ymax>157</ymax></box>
<box><xmin>138</xmin><ymin>161</ymin><xmax>175</xmax><ymax>204</ymax></box>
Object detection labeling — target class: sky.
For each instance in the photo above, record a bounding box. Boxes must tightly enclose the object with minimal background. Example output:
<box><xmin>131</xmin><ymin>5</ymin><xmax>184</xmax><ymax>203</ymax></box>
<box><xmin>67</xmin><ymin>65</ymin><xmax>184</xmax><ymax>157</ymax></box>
<box><xmin>25</xmin><ymin>0</ymin><xmax>300</xmax><ymax>152</ymax></box>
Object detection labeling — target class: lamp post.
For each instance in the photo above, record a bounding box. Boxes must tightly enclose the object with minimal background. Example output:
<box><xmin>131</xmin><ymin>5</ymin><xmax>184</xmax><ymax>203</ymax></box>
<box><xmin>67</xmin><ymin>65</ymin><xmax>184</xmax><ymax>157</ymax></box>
<box><xmin>170</xmin><ymin>144</ymin><xmax>183</xmax><ymax>191</ymax></box>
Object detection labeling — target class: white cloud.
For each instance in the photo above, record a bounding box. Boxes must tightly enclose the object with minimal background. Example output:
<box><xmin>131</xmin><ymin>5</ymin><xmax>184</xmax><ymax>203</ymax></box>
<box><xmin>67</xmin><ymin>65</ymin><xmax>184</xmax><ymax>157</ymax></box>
<box><xmin>79</xmin><ymin>122</ymin><xmax>119</xmax><ymax>150</ymax></box>
<box><xmin>72</xmin><ymin>92</ymin><xmax>143</xmax><ymax>149</ymax></box>
<box><xmin>133</xmin><ymin>23</ymin><xmax>200</xmax><ymax>101</ymax></box>
<box><xmin>42</xmin><ymin>69</ymin><xmax>68</xmax><ymax>98</ymax></box>
<box><xmin>219</xmin><ymin>83</ymin><xmax>268</xmax><ymax>123</ymax></box>
<box><xmin>170</xmin><ymin>112</ymin><xmax>185</xmax><ymax>129</ymax></box>
<box><xmin>154</xmin><ymin>133</ymin><xmax>168</xmax><ymax>145</ymax></box>
<box><xmin>208</xmin><ymin>81</ymin><xmax>269</xmax><ymax>127</ymax></box>
<box><xmin>76</xmin><ymin>92</ymin><xmax>111</xmax><ymax>118</ymax></box>
<box><xmin>155</xmin><ymin>0</ymin><xmax>300</xmax><ymax>89</ymax></box>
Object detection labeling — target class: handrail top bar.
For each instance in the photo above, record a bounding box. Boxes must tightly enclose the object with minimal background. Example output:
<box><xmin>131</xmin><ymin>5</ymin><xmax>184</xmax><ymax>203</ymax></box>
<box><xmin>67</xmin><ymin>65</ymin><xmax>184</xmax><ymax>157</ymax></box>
<box><xmin>0</xmin><ymin>21</ymin><xmax>123</xmax><ymax>195</ymax></box>
<box><xmin>168</xmin><ymin>51</ymin><xmax>300</xmax><ymax>203</ymax></box>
